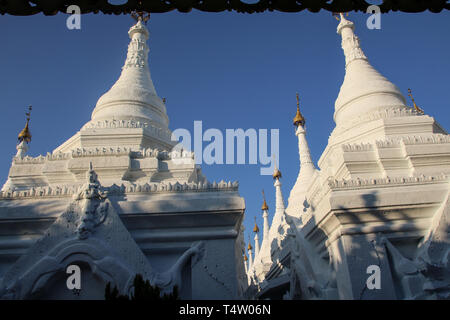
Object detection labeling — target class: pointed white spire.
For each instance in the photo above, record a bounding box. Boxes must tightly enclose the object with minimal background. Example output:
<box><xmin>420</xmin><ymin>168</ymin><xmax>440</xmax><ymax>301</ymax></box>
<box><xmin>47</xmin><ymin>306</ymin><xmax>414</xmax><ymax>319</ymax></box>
<box><xmin>262</xmin><ymin>210</ymin><xmax>269</xmax><ymax>240</ymax></box>
<box><xmin>253</xmin><ymin>218</ymin><xmax>260</xmax><ymax>257</ymax></box>
<box><xmin>252</xmin><ymin>191</ymin><xmax>272</xmax><ymax>273</ymax></box>
<box><xmin>334</xmin><ymin>13</ymin><xmax>407</xmax><ymax>129</ymax></box>
<box><xmin>254</xmin><ymin>233</ymin><xmax>260</xmax><ymax>257</ymax></box>
<box><xmin>295</xmin><ymin>126</ymin><xmax>314</xmax><ymax>171</ymax></box>
<box><xmin>247</xmin><ymin>242</ymin><xmax>253</xmax><ymax>271</ymax></box>
<box><xmin>261</xmin><ymin>190</ymin><xmax>270</xmax><ymax>244</ymax></box>
<box><xmin>287</xmin><ymin>94</ymin><xmax>317</xmax><ymax>218</ymax></box>
<box><xmin>244</xmin><ymin>254</ymin><xmax>248</xmax><ymax>274</ymax></box>
<box><xmin>91</xmin><ymin>19</ymin><xmax>169</xmax><ymax>129</ymax></box>
<box><xmin>54</xmin><ymin>19</ymin><xmax>175</xmax><ymax>153</ymax></box>
<box><xmin>274</xmin><ymin>168</ymin><xmax>286</xmax><ymax>216</ymax></box>
<box><xmin>268</xmin><ymin>165</ymin><xmax>287</xmax><ymax>240</ymax></box>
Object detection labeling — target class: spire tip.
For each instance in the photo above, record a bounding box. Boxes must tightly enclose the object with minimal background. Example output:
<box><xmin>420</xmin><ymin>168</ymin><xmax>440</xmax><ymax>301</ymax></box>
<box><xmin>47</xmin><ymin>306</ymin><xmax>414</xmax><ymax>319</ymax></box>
<box><xmin>18</xmin><ymin>106</ymin><xmax>32</xmax><ymax>143</ymax></box>
<box><xmin>253</xmin><ymin>217</ymin><xmax>259</xmax><ymax>233</ymax></box>
<box><xmin>131</xmin><ymin>1</ymin><xmax>150</xmax><ymax>24</ymax></box>
<box><xmin>293</xmin><ymin>92</ymin><xmax>305</xmax><ymax>126</ymax></box>
<box><xmin>261</xmin><ymin>190</ymin><xmax>269</xmax><ymax>211</ymax></box>
<box><xmin>407</xmin><ymin>88</ymin><xmax>424</xmax><ymax>115</ymax></box>
<box><xmin>272</xmin><ymin>155</ymin><xmax>282</xmax><ymax>180</ymax></box>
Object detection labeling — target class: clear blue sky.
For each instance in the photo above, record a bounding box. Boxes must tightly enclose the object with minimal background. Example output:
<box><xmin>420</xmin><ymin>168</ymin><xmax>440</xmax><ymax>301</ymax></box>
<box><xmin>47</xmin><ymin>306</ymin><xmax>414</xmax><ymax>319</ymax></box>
<box><xmin>0</xmin><ymin>10</ymin><xmax>449</xmax><ymax>248</ymax></box>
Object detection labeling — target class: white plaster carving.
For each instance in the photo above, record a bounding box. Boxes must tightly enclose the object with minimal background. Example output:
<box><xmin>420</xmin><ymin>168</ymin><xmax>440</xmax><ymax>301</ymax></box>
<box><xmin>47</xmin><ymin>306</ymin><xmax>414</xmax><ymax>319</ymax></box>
<box><xmin>247</xmin><ymin>14</ymin><xmax>450</xmax><ymax>301</ymax></box>
<box><xmin>0</xmin><ymin>19</ymin><xmax>245</xmax><ymax>300</ymax></box>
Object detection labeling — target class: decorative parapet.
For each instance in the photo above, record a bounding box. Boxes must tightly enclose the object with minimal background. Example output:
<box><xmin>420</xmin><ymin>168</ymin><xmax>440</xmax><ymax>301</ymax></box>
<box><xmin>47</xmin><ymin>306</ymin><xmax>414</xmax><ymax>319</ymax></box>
<box><xmin>11</xmin><ymin>146</ymin><xmax>196</xmax><ymax>164</ymax></box>
<box><xmin>0</xmin><ymin>185</ymin><xmax>79</xmax><ymax>199</ymax></box>
<box><xmin>169</xmin><ymin>149</ymin><xmax>195</xmax><ymax>160</ymax></box>
<box><xmin>12</xmin><ymin>154</ymin><xmax>47</xmax><ymax>164</ymax></box>
<box><xmin>133</xmin><ymin>148</ymin><xmax>194</xmax><ymax>161</ymax></box>
<box><xmin>330</xmin><ymin>106</ymin><xmax>421</xmax><ymax>139</ymax></box>
<box><xmin>81</xmin><ymin>119</ymin><xmax>172</xmax><ymax>141</ymax></box>
<box><xmin>341</xmin><ymin>142</ymin><xmax>374</xmax><ymax>152</ymax></box>
<box><xmin>71</xmin><ymin>147</ymin><xmax>132</xmax><ymax>158</ymax></box>
<box><xmin>327</xmin><ymin>173</ymin><xmax>448</xmax><ymax>190</ymax></box>
<box><xmin>82</xmin><ymin>119</ymin><xmax>149</xmax><ymax>130</ymax></box>
<box><xmin>375</xmin><ymin>138</ymin><xmax>402</xmax><ymax>148</ymax></box>
<box><xmin>46</xmin><ymin>152</ymin><xmax>72</xmax><ymax>161</ymax></box>
<box><xmin>106</xmin><ymin>180</ymin><xmax>238</xmax><ymax>194</ymax></box>
<box><xmin>0</xmin><ymin>180</ymin><xmax>239</xmax><ymax>200</ymax></box>
<box><xmin>134</xmin><ymin>148</ymin><xmax>159</xmax><ymax>158</ymax></box>
<box><xmin>341</xmin><ymin>134</ymin><xmax>450</xmax><ymax>153</ymax></box>
<box><xmin>401</xmin><ymin>134</ymin><xmax>450</xmax><ymax>145</ymax></box>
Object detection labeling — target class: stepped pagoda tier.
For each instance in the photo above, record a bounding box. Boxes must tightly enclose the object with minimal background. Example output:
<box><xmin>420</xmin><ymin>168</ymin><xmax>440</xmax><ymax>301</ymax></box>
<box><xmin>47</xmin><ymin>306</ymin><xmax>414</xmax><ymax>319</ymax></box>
<box><xmin>245</xmin><ymin>14</ymin><xmax>450</xmax><ymax>300</ymax></box>
<box><xmin>3</xmin><ymin>20</ymin><xmax>200</xmax><ymax>191</ymax></box>
<box><xmin>55</xmin><ymin>20</ymin><xmax>173</xmax><ymax>154</ymax></box>
<box><xmin>0</xmin><ymin>18</ymin><xmax>246</xmax><ymax>300</ymax></box>
<box><xmin>320</xmin><ymin>14</ymin><xmax>448</xmax><ymax>180</ymax></box>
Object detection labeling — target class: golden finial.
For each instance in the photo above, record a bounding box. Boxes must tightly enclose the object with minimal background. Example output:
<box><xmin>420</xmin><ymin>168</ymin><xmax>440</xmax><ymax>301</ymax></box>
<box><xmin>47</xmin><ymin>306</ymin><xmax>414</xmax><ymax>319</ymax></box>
<box><xmin>131</xmin><ymin>2</ymin><xmax>150</xmax><ymax>24</ymax></box>
<box><xmin>332</xmin><ymin>12</ymin><xmax>348</xmax><ymax>21</ymax></box>
<box><xmin>261</xmin><ymin>190</ymin><xmax>269</xmax><ymax>211</ymax></box>
<box><xmin>247</xmin><ymin>242</ymin><xmax>253</xmax><ymax>251</ymax></box>
<box><xmin>407</xmin><ymin>88</ymin><xmax>424</xmax><ymax>115</ymax></box>
<box><xmin>272</xmin><ymin>168</ymin><xmax>282</xmax><ymax>180</ymax></box>
<box><xmin>253</xmin><ymin>217</ymin><xmax>259</xmax><ymax>233</ymax></box>
<box><xmin>162</xmin><ymin>98</ymin><xmax>166</xmax><ymax>104</ymax></box>
<box><xmin>293</xmin><ymin>92</ymin><xmax>305</xmax><ymax>127</ymax></box>
<box><xmin>244</xmin><ymin>254</ymin><xmax>248</xmax><ymax>262</ymax></box>
<box><xmin>18</xmin><ymin>106</ymin><xmax>32</xmax><ymax>143</ymax></box>
<box><xmin>272</xmin><ymin>155</ymin><xmax>282</xmax><ymax>180</ymax></box>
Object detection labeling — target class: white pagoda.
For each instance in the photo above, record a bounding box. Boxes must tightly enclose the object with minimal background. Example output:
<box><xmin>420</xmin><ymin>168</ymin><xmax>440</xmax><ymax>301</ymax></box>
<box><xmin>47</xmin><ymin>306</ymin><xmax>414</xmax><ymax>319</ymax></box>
<box><xmin>246</xmin><ymin>14</ymin><xmax>450</xmax><ymax>300</ymax></box>
<box><xmin>0</xmin><ymin>17</ymin><xmax>246</xmax><ymax>300</ymax></box>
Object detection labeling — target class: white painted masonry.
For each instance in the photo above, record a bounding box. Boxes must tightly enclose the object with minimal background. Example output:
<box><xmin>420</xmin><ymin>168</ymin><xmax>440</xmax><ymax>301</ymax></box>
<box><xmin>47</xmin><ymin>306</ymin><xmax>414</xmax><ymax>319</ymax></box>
<box><xmin>246</xmin><ymin>14</ymin><xmax>450</xmax><ymax>300</ymax></box>
<box><xmin>0</xmin><ymin>19</ymin><xmax>246</xmax><ymax>300</ymax></box>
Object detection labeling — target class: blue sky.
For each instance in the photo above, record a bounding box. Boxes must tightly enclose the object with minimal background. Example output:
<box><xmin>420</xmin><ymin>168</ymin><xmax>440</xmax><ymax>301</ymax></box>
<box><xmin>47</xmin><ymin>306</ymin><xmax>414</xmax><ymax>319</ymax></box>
<box><xmin>0</xmin><ymin>10</ymin><xmax>449</xmax><ymax>249</ymax></box>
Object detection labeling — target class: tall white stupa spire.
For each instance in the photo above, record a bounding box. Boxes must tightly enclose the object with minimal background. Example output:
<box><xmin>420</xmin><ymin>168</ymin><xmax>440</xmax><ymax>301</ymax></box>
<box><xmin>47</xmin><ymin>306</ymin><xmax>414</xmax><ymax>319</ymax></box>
<box><xmin>287</xmin><ymin>94</ymin><xmax>317</xmax><ymax>218</ymax></box>
<box><xmin>54</xmin><ymin>14</ymin><xmax>173</xmax><ymax>153</ymax></box>
<box><xmin>333</xmin><ymin>13</ymin><xmax>407</xmax><ymax>130</ymax></box>
<box><xmin>317</xmin><ymin>13</ymin><xmax>443</xmax><ymax>177</ymax></box>
<box><xmin>91</xmin><ymin>16</ymin><xmax>168</xmax><ymax>128</ymax></box>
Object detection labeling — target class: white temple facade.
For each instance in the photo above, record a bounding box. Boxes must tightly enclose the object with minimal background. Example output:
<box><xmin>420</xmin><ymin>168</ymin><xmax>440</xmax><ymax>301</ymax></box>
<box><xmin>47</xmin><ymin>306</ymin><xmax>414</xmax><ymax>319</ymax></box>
<box><xmin>0</xmin><ymin>18</ymin><xmax>247</xmax><ymax>300</ymax></box>
<box><xmin>246</xmin><ymin>14</ymin><xmax>450</xmax><ymax>300</ymax></box>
